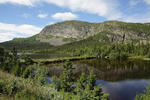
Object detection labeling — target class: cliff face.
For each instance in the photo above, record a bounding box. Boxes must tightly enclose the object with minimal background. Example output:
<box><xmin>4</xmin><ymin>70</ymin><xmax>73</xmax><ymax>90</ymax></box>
<box><xmin>35</xmin><ymin>20</ymin><xmax>150</xmax><ymax>45</ymax></box>
<box><xmin>1</xmin><ymin>20</ymin><xmax>150</xmax><ymax>48</ymax></box>
<box><xmin>39</xmin><ymin>20</ymin><xmax>97</xmax><ymax>38</ymax></box>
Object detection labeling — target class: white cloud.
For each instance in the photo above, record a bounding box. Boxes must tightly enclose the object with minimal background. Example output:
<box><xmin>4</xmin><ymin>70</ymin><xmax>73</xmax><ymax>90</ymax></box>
<box><xmin>46</xmin><ymin>0</ymin><xmax>122</xmax><ymax>20</ymax></box>
<box><xmin>121</xmin><ymin>13</ymin><xmax>150</xmax><ymax>23</ymax></box>
<box><xmin>0</xmin><ymin>0</ymin><xmax>33</xmax><ymax>6</ymax></box>
<box><xmin>22</xmin><ymin>13</ymin><xmax>30</xmax><ymax>18</ymax></box>
<box><xmin>0</xmin><ymin>0</ymin><xmax>122</xmax><ymax>20</ymax></box>
<box><xmin>0</xmin><ymin>0</ymin><xmax>43</xmax><ymax>6</ymax></box>
<box><xmin>38</xmin><ymin>14</ymin><xmax>48</xmax><ymax>18</ymax></box>
<box><xmin>0</xmin><ymin>32</ymin><xmax>19</xmax><ymax>42</ymax></box>
<box><xmin>130</xmin><ymin>0</ymin><xmax>150</xmax><ymax>6</ymax></box>
<box><xmin>0</xmin><ymin>22</ymin><xmax>42</xmax><ymax>42</ymax></box>
<box><xmin>144</xmin><ymin>0</ymin><xmax>150</xmax><ymax>4</ymax></box>
<box><xmin>129</xmin><ymin>0</ymin><xmax>141</xmax><ymax>6</ymax></box>
<box><xmin>52</xmin><ymin>12</ymin><xmax>78</xmax><ymax>20</ymax></box>
<box><xmin>1</xmin><ymin>0</ymin><xmax>150</xmax><ymax>23</ymax></box>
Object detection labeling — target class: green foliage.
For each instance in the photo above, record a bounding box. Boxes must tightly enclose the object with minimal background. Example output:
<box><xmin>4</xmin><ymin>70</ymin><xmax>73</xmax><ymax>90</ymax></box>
<box><xmin>5</xmin><ymin>80</ymin><xmax>20</xmax><ymax>96</ymax></box>
<box><xmin>63</xmin><ymin>37</ymin><xmax>77</xmax><ymax>42</ymax></box>
<box><xmin>0</xmin><ymin>48</ymin><xmax>108</xmax><ymax>100</ymax></box>
<box><xmin>88</xmin><ymin>71</ymin><xmax>96</xmax><ymax>90</ymax></box>
<box><xmin>0</xmin><ymin>47</ymin><xmax>49</xmax><ymax>86</ymax></box>
<box><xmin>0</xmin><ymin>47</ymin><xmax>5</xmax><ymax>56</ymax></box>
<box><xmin>0</xmin><ymin>70</ymin><xmax>63</xmax><ymax>100</ymax></box>
<box><xmin>34</xmin><ymin>32</ymin><xmax>150</xmax><ymax>60</ymax></box>
<box><xmin>0</xmin><ymin>47</ymin><xmax>34</xmax><ymax>76</ymax></box>
<box><xmin>75</xmin><ymin>72</ymin><xmax>108</xmax><ymax>100</ymax></box>
<box><xmin>1</xmin><ymin>20</ymin><xmax>150</xmax><ymax>56</ymax></box>
<box><xmin>0</xmin><ymin>79</ymin><xmax>5</xmax><ymax>93</ymax></box>
<box><xmin>22</xmin><ymin>65</ymin><xmax>36</xmax><ymax>78</ymax></box>
<box><xmin>75</xmin><ymin>73</ymin><xmax>87</xmax><ymax>91</ymax></box>
<box><xmin>0</xmin><ymin>36</ymin><xmax>52</xmax><ymax>50</ymax></box>
<box><xmin>22</xmin><ymin>64</ymin><xmax>49</xmax><ymax>85</ymax></box>
<box><xmin>55</xmin><ymin>61</ymin><xmax>75</xmax><ymax>92</ymax></box>
<box><xmin>20</xmin><ymin>53</ymin><xmax>34</xmax><ymax>65</ymax></box>
<box><xmin>135</xmin><ymin>86</ymin><xmax>150</xmax><ymax>100</ymax></box>
<box><xmin>52</xmin><ymin>61</ymin><xmax>109</xmax><ymax>100</ymax></box>
<box><xmin>52</xmin><ymin>76</ymin><xmax>61</xmax><ymax>91</ymax></box>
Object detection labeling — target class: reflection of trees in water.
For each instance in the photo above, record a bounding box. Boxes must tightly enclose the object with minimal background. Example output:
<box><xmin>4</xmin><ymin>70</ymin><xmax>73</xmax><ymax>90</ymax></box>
<box><xmin>77</xmin><ymin>59</ymin><xmax>150</xmax><ymax>81</ymax></box>
<box><xmin>49</xmin><ymin>63</ymin><xmax>92</xmax><ymax>78</ymax></box>
<box><xmin>48</xmin><ymin>59</ymin><xmax>150</xmax><ymax>82</ymax></box>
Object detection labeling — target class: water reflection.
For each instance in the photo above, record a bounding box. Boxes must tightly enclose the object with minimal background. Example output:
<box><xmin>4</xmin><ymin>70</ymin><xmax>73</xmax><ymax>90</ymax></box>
<box><xmin>98</xmin><ymin>79</ymin><xmax>149</xmax><ymax>100</ymax></box>
<box><xmin>47</xmin><ymin>59</ymin><xmax>150</xmax><ymax>100</ymax></box>
<box><xmin>49</xmin><ymin>59</ymin><xmax>150</xmax><ymax>81</ymax></box>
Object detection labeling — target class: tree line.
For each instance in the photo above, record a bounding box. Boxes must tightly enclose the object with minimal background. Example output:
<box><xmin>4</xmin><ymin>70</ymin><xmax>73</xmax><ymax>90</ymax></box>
<box><xmin>0</xmin><ymin>47</ymin><xmax>109</xmax><ymax>100</ymax></box>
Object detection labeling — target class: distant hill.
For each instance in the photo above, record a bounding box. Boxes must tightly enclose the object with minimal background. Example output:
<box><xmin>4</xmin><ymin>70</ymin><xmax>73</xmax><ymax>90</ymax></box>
<box><xmin>0</xmin><ymin>36</ymin><xmax>53</xmax><ymax>50</ymax></box>
<box><xmin>1</xmin><ymin>20</ymin><xmax>150</xmax><ymax>50</ymax></box>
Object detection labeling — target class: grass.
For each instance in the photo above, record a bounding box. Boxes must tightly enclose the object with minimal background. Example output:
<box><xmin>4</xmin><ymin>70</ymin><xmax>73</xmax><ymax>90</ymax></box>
<box><xmin>33</xmin><ymin>54</ymin><xmax>150</xmax><ymax>65</ymax></box>
<box><xmin>0</xmin><ymin>95</ymin><xmax>14</xmax><ymax>100</ymax></box>
<box><xmin>33</xmin><ymin>55</ymin><xmax>97</xmax><ymax>64</ymax></box>
<box><xmin>129</xmin><ymin>56</ymin><xmax>150</xmax><ymax>61</ymax></box>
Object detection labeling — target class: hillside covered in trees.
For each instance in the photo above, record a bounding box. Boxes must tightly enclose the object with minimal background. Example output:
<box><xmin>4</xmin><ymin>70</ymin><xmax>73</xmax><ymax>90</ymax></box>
<box><xmin>1</xmin><ymin>20</ymin><xmax>150</xmax><ymax>60</ymax></box>
<box><xmin>1</xmin><ymin>20</ymin><xmax>150</xmax><ymax>51</ymax></box>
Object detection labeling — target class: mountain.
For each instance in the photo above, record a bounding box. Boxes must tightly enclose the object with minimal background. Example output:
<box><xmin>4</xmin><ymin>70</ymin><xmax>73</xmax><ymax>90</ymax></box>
<box><xmin>1</xmin><ymin>20</ymin><xmax>150</xmax><ymax>50</ymax></box>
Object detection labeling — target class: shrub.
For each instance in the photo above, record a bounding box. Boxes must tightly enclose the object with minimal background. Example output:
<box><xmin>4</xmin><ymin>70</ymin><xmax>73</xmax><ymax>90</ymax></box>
<box><xmin>22</xmin><ymin>65</ymin><xmax>36</xmax><ymax>78</ymax></box>
<box><xmin>52</xmin><ymin>61</ymin><xmax>109</xmax><ymax>100</ymax></box>
<box><xmin>0</xmin><ymin>70</ymin><xmax>63</xmax><ymax>100</ymax></box>
<box><xmin>135</xmin><ymin>86</ymin><xmax>150</xmax><ymax>100</ymax></box>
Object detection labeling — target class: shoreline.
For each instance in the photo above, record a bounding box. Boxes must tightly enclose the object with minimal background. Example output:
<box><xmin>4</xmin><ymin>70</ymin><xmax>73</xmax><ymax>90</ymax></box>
<box><xmin>34</xmin><ymin>56</ymin><xmax>98</xmax><ymax>64</ymax></box>
<box><xmin>33</xmin><ymin>55</ymin><xmax>150</xmax><ymax>65</ymax></box>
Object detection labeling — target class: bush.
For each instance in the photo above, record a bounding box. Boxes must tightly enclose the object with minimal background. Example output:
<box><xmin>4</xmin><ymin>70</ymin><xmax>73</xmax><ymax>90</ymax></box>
<box><xmin>0</xmin><ymin>70</ymin><xmax>63</xmax><ymax>100</ymax></box>
<box><xmin>75</xmin><ymin>72</ymin><xmax>108</xmax><ymax>100</ymax></box>
<box><xmin>22</xmin><ymin>66</ymin><xmax>36</xmax><ymax>78</ymax></box>
<box><xmin>135</xmin><ymin>86</ymin><xmax>150</xmax><ymax>100</ymax></box>
<box><xmin>146</xmin><ymin>52</ymin><xmax>150</xmax><ymax>58</ymax></box>
<box><xmin>58</xmin><ymin>61</ymin><xmax>75</xmax><ymax>92</ymax></box>
<box><xmin>22</xmin><ymin>64</ymin><xmax>49</xmax><ymax>85</ymax></box>
<box><xmin>52</xmin><ymin>61</ymin><xmax>109</xmax><ymax>100</ymax></box>
<box><xmin>5</xmin><ymin>79</ymin><xmax>20</xmax><ymax>96</ymax></box>
<box><xmin>109</xmin><ymin>52</ymin><xmax>128</xmax><ymax>60</ymax></box>
<box><xmin>0</xmin><ymin>79</ymin><xmax>5</xmax><ymax>93</ymax></box>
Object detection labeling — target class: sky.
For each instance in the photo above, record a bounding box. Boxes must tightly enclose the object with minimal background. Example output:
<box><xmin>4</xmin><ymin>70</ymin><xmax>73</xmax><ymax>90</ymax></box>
<box><xmin>0</xmin><ymin>0</ymin><xmax>150</xmax><ymax>42</ymax></box>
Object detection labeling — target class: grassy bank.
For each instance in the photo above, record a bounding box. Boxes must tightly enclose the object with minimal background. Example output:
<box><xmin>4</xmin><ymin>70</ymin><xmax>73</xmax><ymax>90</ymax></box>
<box><xmin>34</xmin><ymin>56</ymin><xmax>97</xmax><ymax>64</ymax></box>
<box><xmin>129</xmin><ymin>56</ymin><xmax>150</xmax><ymax>61</ymax></box>
<box><xmin>34</xmin><ymin>55</ymin><xmax>150</xmax><ymax>65</ymax></box>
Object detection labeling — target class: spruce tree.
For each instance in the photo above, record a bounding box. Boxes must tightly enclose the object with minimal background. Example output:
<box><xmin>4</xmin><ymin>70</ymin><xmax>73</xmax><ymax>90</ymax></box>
<box><xmin>60</xmin><ymin>61</ymin><xmax>74</xmax><ymax>92</ymax></box>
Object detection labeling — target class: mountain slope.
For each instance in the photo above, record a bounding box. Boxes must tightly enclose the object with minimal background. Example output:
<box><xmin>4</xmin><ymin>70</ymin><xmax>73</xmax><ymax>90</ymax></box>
<box><xmin>1</xmin><ymin>20</ymin><xmax>150</xmax><ymax>50</ymax></box>
<box><xmin>0</xmin><ymin>35</ymin><xmax>53</xmax><ymax>50</ymax></box>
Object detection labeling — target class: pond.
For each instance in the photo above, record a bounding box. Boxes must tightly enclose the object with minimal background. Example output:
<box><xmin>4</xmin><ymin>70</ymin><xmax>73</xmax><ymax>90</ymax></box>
<box><xmin>47</xmin><ymin>59</ymin><xmax>150</xmax><ymax>100</ymax></box>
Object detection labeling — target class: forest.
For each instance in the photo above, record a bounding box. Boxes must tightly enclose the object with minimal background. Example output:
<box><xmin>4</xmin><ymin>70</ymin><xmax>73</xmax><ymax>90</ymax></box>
<box><xmin>0</xmin><ymin>47</ymin><xmax>109</xmax><ymax>100</ymax></box>
<box><xmin>0</xmin><ymin>46</ymin><xmax>150</xmax><ymax>100</ymax></box>
<box><xmin>36</xmin><ymin>40</ymin><xmax>150</xmax><ymax>60</ymax></box>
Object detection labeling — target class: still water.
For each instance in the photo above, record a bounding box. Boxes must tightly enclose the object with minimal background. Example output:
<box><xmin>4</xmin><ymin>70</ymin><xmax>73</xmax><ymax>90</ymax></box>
<box><xmin>47</xmin><ymin>59</ymin><xmax>150</xmax><ymax>100</ymax></box>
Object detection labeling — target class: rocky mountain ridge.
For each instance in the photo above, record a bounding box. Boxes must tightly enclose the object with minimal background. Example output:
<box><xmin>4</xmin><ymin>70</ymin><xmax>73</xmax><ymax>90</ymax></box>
<box><xmin>35</xmin><ymin>20</ymin><xmax>150</xmax><ymax>45</ymax></box>
<box><xmin>1</xmin><ymin>20</ymin><xmax>150</xmax><ymax>49</ymax></box>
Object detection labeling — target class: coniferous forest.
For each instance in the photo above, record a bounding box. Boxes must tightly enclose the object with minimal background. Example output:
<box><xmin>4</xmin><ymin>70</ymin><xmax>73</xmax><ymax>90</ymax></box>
<box><xmin>0</xmin><ymin>47</ymin><xmax>109</xmax><ymax>100</ymax></box>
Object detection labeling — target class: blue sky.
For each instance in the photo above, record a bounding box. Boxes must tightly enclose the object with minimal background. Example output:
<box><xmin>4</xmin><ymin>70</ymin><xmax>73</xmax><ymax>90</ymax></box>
<box><xmin>0</xmin><ymin>0</ymin><xmax>150</xmax><ymax>42</ymax></box>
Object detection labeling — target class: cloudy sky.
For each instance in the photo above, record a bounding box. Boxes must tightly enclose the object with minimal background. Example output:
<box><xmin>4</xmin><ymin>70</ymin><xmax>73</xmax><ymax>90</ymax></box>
<box><xmin>0</xmin><ymin>0</ymin><xmax>150</xmax><ymax>42</ymax></box>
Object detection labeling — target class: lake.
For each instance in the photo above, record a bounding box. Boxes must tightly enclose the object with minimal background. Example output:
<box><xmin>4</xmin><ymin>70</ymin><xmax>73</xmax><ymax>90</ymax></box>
<box><xmin>47</xmin><ymin>59</ymin><xmax>150</xmax><ymax>100</ymax></box>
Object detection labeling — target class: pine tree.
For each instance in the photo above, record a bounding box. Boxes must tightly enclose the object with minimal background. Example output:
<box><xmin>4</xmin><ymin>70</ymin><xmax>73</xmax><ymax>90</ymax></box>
<box><xmin>59</xmin><ymin>61</ymin><xmax>75</xmax><ymax>92</ymax></box>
